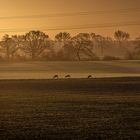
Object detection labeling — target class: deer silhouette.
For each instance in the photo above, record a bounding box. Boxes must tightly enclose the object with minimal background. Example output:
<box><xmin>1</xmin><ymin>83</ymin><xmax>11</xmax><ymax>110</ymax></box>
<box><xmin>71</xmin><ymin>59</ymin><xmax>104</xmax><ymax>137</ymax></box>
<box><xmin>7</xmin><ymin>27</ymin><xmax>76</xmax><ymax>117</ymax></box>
<box><xmin>53</xmin><ymin>75</ymin><xmax>59</xmax><ymax>79</ymax></box>
<box><xmin>87</xmin><ymin>75</ymin><xmax>93</xmax><ymax>78</ymax></box>
<box><xmin>65</xmin><ymin>75</ymin><xmax>71</xmax><ymax>78</ymax></box>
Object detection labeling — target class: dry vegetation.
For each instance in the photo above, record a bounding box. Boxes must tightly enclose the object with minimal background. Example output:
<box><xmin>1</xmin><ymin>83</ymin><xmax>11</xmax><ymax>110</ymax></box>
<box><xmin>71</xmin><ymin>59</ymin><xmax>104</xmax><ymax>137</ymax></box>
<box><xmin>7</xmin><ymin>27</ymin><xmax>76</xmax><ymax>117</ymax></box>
<box><xmin>0</xmin><ymin>77</ymin><xmax>140</xmax><ymax>139</ymax></box>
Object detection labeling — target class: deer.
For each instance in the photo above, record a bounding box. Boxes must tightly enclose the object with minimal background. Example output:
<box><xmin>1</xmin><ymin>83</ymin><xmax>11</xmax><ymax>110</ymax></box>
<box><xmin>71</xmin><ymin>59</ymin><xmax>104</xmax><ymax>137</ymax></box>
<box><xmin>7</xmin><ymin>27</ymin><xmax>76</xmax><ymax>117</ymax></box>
<box><xmin>87</xmin><ymin>75</ymin><xmax>93</xmax><ymax>79</ymax></box>
<box><xmin>53</xmin><ymin>75</ymin><xmax>59</xmax><ymax>79</ymax></box>
<box><xmin>65</xmin><ymin>75</ymin><xmax>71</xmax><ymax>78</ymax></box>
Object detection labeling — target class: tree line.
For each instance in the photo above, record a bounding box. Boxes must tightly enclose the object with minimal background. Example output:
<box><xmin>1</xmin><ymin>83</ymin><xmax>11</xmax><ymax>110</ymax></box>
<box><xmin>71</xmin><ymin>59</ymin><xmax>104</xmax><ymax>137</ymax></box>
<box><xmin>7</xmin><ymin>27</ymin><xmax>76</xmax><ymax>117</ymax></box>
<box><xmin>0</xmin><ymin>30</ymin><xmax>140</xmax><ymax>61</ymax></box>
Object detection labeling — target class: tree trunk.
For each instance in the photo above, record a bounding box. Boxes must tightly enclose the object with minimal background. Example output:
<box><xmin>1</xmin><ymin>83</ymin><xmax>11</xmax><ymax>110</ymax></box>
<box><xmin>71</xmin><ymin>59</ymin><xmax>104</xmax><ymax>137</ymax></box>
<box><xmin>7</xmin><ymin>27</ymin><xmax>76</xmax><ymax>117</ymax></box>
<box><xmin>31</xmin><ymin>52</ymin><xmax>36</xmax><ymax>60</ymax></box>
<box><xmin>6</xmin><ymin>46</ymin><xmax>10</xmax><ymax>61</ymax></box>
<box><xmin>77</xmin><ymin>51</ymin><xmax>81</xmax><ymax>61</ymax></box>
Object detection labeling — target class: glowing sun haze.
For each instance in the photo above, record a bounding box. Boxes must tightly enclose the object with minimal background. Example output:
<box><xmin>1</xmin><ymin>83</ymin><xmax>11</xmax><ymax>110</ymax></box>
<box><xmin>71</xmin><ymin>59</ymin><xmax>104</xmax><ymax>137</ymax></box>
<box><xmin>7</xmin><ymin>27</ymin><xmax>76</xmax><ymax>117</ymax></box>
<box><xmin>0</xmin><ymin>0</ymin><xmax>140</xmax><ymax>39</ymax></box>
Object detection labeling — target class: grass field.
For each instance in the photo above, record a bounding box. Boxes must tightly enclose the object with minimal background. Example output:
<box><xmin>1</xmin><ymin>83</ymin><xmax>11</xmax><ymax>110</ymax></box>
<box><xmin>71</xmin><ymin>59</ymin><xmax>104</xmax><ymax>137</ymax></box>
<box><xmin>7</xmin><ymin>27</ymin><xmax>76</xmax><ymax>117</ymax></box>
<box><xmin>0</xmin><ymin>60</ymin><xmax>140</xmax><ymax>79</ymax></box>
<box><xmin>0</xmin><ymin>77</ymin><xmax>140</xmax><ymax>139</ymax></box>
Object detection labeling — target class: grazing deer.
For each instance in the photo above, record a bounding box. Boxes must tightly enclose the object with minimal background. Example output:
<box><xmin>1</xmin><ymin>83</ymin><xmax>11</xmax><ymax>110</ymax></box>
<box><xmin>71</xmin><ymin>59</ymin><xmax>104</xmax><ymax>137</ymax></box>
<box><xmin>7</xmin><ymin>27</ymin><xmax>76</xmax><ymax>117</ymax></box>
<box><xmin>65</xmin><ymin>75</ymin><xmax>71</xmax><ymax>78</ymax></box>
<box><xmin>53</xmin><ymin>75</ymin><xmax>59</xmax><ymax>79</ymax></box>
<box><xmin>87</xmin><ymin>75</ymin><xmax>93</xmax><ymax>78</ymax></box>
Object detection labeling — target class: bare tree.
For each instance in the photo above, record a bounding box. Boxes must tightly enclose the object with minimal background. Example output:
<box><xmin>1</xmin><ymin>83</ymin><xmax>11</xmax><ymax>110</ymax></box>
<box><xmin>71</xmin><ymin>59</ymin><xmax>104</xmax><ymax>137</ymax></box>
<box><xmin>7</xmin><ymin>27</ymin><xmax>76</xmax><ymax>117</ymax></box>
<box><xmin>0</xmin><ymin>35</ymin><xmax>19</xmax><ymax>61</ymax></box>
<box><xmin>21</xmin><ymin>31</ymin><xmax>50</xmax><ymax>60</ymax></box>
<box><xmin>55</xmin><ymin>32</ymin><xmax>73</xmax><ymax>60</ymax></box>
<box><xmin>114</xmin><ymin>30</ymin><xmax>130</xmax><ymax>42</ymax></box>
<box><xmin>114</xmin><ymin>30</ymin><xmax>130</xmax><ymax>59</ymax></box>
<box><xmin>72</xmin><ymin>33</ymin><xmax>95</xmax><ymax>61</ymax></box>
<box><xmin>114</xmin><ymin>30</ymin><xmax>130</xmax><ymax>49</ymax></box>
<box><xmin>55</xmin><ymin>32</ymin><xmax>71</xmax><ymax>42</ymax></box>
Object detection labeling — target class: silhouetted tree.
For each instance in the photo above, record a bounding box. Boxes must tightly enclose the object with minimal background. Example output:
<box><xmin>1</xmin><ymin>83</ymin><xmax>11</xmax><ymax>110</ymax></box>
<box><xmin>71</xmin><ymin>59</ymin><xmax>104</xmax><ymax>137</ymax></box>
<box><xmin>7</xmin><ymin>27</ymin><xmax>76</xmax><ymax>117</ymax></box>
<box><xmin>55</xmin><ymin>32</ymin><xmax>71</xmax><ymax>43</ymax></box>
<box><xmin>10</xmin><ymin>35</ymin><xmax>25</xmax><ymax>59</ymax></box>
<box><xmin>0</xmin><ymin>35</ymin><xmax>19</xmax><ymax>60</ymax></box>
<box><xmin>55</xmin><ymin>32</ymin><xmax>73</xmax><ymax>60</ymax></box>
<box><xmin>72</xmin><ymin>33</ymin><xmax>95</xmax><ymax>61</ymax></box>
<box><xmin>0</xmin><ymin>31</ymin><xmax>138</xmax><ymax>61</ymax></box>
<box><xmin>94</xmin><ymin>35</ymin><xmax>105</xmax><ymax>57</ymax></box>
<box><xmin>114</xmin><ymin>30</ymin><xmax>130</xmax><ymax>58</ymax></box>
<box><xmin>114</xmin><ymin>30</ymin><xmax>130</xmax><ymax>42</ymax></box>
<box><xmin>21</xmin><ymin>31</ymin><xmax>50</xmax><ymax>60</ymax></box>
<box><xmin>89</xmin><ymin>33</ymin><xmax>113</xmax><ymax>58</ymax></box>
<box><xmin>114</xmin><ymin>30</ymin><xmax>130</xmax><ymax>48</ymax></box>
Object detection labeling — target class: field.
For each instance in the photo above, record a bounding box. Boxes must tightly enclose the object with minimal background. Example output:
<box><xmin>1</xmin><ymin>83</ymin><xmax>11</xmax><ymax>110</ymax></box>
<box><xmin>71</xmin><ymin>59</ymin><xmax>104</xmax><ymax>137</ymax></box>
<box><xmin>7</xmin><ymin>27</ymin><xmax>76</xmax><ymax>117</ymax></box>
<box><xmin>0</xmin><ymin>60</ymin><xmax>140</xmax><ymax>79</ymax></box>
<box><xmin>0</xmin><ymin>61</ymin><xmax>140</xmax><ymax>139</ymax></box>
<box><xmin>0</xmin><ymin>77</ymin><xmax>140</xmax><ymax>139</ymax></box>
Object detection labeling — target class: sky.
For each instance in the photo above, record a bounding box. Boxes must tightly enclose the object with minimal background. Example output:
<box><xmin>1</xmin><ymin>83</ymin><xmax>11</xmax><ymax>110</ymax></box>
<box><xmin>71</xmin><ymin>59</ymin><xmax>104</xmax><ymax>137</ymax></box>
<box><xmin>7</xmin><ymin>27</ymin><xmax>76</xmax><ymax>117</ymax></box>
<box><xmin>0</xmin><ymin>0</ymin><xmax>140</xmax><ymax>39</ymax></box>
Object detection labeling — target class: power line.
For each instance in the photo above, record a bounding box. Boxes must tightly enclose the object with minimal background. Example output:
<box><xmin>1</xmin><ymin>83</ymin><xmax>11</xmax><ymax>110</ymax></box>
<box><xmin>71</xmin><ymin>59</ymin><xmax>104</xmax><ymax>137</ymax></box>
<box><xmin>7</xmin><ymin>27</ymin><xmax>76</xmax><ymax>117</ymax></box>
<box><xmin>0</xmin><ymin>21</ymin><xmax>140</xmax><ymax>33</ymax></box>
<box><xmin>0</xmin><ymin>8</ymin><xmax>140</xmax><ymax>20</ymax></box>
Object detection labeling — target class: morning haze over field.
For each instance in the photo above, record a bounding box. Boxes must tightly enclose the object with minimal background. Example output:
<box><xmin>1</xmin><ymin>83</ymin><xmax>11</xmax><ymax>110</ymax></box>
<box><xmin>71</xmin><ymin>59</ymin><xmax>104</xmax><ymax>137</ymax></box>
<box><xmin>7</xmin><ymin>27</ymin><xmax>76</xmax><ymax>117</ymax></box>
<box><xmin>0</xmin><ymin>0</ymin><xmax>140</xmax><ymax>140</ymax></box>
<box><xmin>0</xmin><ymin>0</ymin><xmax>140</xmax><ymax>38</ymax></box>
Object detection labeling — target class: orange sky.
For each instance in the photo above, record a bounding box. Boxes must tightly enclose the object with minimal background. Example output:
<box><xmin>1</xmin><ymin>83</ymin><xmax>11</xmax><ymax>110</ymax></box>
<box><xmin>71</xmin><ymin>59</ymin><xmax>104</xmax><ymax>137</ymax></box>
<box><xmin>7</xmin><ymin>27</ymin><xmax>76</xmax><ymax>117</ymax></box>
<box><xmin>0</xmin><ymin>0</ymin><xmax>140</xmax><ymax>39</ymax></box>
